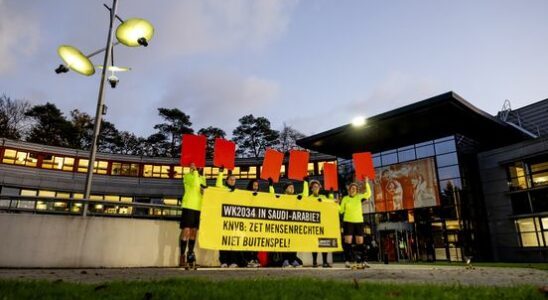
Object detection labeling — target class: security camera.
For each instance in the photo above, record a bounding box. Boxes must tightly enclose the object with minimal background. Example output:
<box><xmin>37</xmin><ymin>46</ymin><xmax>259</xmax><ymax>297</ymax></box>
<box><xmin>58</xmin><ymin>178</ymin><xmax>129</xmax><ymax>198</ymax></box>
<box><xmin>108</xmin><ymin>74</ymin><xmax>119</xmax><ymax>88</ymax></box>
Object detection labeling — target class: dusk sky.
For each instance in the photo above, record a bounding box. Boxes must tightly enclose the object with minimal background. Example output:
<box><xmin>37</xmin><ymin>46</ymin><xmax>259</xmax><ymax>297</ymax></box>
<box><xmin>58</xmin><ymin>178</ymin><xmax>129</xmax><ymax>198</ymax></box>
<box><xmin>1</xmin><ymin>0</ymin><xmax>548</xmax><ymax>138</ymax></box>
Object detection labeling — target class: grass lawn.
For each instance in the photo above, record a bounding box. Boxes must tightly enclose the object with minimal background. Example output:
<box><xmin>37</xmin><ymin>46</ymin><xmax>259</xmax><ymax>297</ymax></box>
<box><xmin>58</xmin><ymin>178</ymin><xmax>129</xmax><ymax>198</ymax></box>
<box><xmin>0</xmin><ymin>278</ymin><xmax>545</xmax><ymax>300</ymax></box>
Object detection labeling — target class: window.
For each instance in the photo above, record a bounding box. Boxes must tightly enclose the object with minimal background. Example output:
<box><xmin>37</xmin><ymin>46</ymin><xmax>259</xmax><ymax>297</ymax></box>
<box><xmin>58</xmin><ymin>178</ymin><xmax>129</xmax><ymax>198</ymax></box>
<box><xmin>307</xmin><ymin>163</ymin><xmax>315</xmax><ymax>176</ymax></box>
<box><xmin>434</xmin><ymin>140</ymin><xmax>456</xmax><ymax>155</ymax></box>
<box><xmin>530</xmin><ymin>189</ymin><xmax>548</xmax><ymax>213</ymax></box>
<box><xmin>529</xmin><ymin>161</ymin><xmax>548</xmax><ymax>187</ymax></box>
<box><xmin>317</xmin><ymin>161</ymin><xmax>337</xmax><ymax>174</ymax></box>
<box><xmin>238</xmin><ymin>166</ymin><xmax>258</xmax><ymax>179</ymax></box>
<box><xmin>416</xmin><ymin>145</ymin><xmax>435</xmax><ymax>159</ymax></box>
<box><xmin>19</xmin><ymin>189</ymin><xmax>37</xmax><ymax>209</ymax></box>
<box><xmin>372</xmin><ymin>155</ymin><xmax>381</xmax><ymax>167</ymax></box>
<box><xmin>173</xmin><ymin>166</ymin><xmax>191</xmax><ymax>179</ymax></box>
<box><xmin>77</xmin><ymin>159</ymin><xmax>108</xmax><ymax>174</ymax></box>
<box><xmin>397</xmin><ymin>148</ymin><xmax>416</xmax><ymax>163</ymax></box>
<box><xmin>111</xmin><ymin>162</ymin><xmax>140</xmax><ymax>176</ymax></box>
<box><xmin>2</xmin><ymin>149</ymin><xmax>38</xmax><ymax>167</ymax></box>
<box><xmin>516</xmin><ymin>218</ymin><xmax>541</xmax><ymax>247</ymax></box>
<box><xmin>119</xmin><ymin>196</ymin><xmax>133</xmax><ymax>215</ymax></box>
<box><xmin>2</xmin><ymin>149</ymin><xmax>16</xmax><ymax>164</ymax></box>
<box><xmin>437</xmin><ymin>165</ymin><xmax>460</xmax><ymax>181</ymax></box>
<box><xmin>42</xmin><ymin>155</ymin><xmax>75</xmax><ymax>171</ymax></box>
<box><xmin>381</xmin><ymin>151</ymin><xmax>397</xmax><ymax>165</ymax></box>
<box><xmin>143</xmin><ymin>165</ymin><xmax>170</xmax><ymax>178</ymax></box>
<box><xmin>511</xmin><ymin>193</ymin><xmax>532</xmax><ymax>215</ymax></box>
<box><xmin>507</xmin><ymin>162</ymin><xmax>529</xmax><ymax>190</ymax></box>
<box><xmin>436</xmin><ymin>152</ymin><xmax>458</xmax><ymax>168</ymax></box>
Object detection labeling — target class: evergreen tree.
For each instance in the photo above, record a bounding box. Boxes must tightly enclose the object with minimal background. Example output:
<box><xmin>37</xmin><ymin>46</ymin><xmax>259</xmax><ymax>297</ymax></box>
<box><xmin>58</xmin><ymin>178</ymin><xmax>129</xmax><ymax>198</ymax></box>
<box><xmin>153</xmin><ymin>108</ymin><xmax>193</xmax><ymax>157</ymax></box>
<box><xmin>25</xmin><ymin>103</ymin><xmax>77</xmax><ymax>147</ymax></box>
<box><xmin>232</xmin><ymin>114</ymin><xmax>279</xmax><ymax>158</ymax></box>
<box><xmin>198</xmin><ymin>126</ymin><xmax>227</xmax><ymax>158</ymax></box>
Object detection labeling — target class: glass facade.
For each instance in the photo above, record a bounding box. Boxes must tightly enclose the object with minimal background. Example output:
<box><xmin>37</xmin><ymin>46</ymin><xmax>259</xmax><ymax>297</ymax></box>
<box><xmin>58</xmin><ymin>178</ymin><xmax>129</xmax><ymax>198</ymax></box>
<box><xmin>336</xmin><ymin>135</ymin><xmax>479</xmax><ymax>262</ymax></box>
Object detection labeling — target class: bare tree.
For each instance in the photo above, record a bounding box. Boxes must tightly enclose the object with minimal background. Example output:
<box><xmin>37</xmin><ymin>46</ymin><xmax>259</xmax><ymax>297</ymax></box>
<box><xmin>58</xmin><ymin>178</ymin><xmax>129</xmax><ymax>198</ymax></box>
<box><xmin>0</xmin><ymin>94</ymin><xmax>32</xmax><ymax>140</ymax></box>
<box><xmin>278</xmin><ymin>123</ymin><xmax>306</xmax><ymax>153</ymax></box>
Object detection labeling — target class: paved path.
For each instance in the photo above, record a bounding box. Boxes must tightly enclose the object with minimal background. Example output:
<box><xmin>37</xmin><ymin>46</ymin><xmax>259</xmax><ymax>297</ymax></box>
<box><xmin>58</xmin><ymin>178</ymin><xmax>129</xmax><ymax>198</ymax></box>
<box><xmin>0</xmin><ymin>264</ymin><xmax>546</xmax><ymax>287</ymax></box>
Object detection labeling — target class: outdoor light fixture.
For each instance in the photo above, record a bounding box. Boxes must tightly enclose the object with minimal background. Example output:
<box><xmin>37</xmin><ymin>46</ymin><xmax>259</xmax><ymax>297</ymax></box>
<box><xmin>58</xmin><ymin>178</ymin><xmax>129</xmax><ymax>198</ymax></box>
<box><xmin>54</xmin><ymin>64</ymin><xmax>69</xmax><ymax>74</ymax></box>
<box><xmin>54</xmin><ymin>0</ymin><xmax>154</xmax><ymax>216</ymax></box>
<box><xmin>57</xmin><ymin>45</ymin><xmax>95</xmax><ymax>76</ymax></box>
<box><xmin>115</xmin><ymin>18</ymin><xmax>154</xmax><ymax>47</ymax></box>
<box><xmin>97</xmin><ymin>65</ymin><xmax>131</xmax><ymax>89</ymax></box>
<box><xmin>352</xmin><ymin>116</ymin><xmax>366</xmax><ymax>127</ymax></box>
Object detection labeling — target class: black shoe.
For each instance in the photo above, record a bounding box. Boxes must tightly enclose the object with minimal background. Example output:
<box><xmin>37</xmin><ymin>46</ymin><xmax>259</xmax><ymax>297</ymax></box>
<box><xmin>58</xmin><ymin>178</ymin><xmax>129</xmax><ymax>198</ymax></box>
<box><xmin>187</xmin><ymin>252</ymin><xmax>196</xmax><ymax>263</ymax></box>
<box><xmin>322</xmin><ymin>263</ymin><xmax>331</xmax><ymax>268</ymax></box>
<box><xmin>312</xmin><ymin>262</ymin><xmax>318</xmax><ymax>268</ymax></box>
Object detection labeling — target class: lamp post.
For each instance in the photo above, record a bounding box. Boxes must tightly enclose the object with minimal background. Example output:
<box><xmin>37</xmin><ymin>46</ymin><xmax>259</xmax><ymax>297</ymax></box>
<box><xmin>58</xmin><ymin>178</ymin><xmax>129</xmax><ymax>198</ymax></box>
<box><xmin>55</xmin><ymin>1</ymin><xmax>154</xmax><ymax>216</ymax></box>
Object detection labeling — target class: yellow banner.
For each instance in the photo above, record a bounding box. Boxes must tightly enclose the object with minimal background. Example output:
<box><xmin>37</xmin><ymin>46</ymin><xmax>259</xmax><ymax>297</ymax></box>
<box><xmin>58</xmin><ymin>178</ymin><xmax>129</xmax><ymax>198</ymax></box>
<box><xmin>198</xmin><ymin>187</ymin><xmax>342</xmax><ymax>252</ymax></box>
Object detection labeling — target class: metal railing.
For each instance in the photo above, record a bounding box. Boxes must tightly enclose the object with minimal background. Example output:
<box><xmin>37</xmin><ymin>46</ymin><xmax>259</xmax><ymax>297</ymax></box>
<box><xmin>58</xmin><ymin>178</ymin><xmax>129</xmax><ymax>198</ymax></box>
<box><xmin>0</xmin><ymin>195</ymin><xmax>181</xmax><ymax>220</ymax></box>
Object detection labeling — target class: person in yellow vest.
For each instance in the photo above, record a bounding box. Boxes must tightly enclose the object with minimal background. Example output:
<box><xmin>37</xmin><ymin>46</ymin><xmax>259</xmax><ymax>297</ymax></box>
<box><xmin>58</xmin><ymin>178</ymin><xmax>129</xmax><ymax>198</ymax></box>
<box><xmin>179</xmin><ymin>163</ymin><xmax>207</xmax><ymax>267</ymax></box>
<box><xmin>339</xmin><ymin>179</ymin><xmax>372</xmax><ymax>268</ymax></box>
<box><xmin>281</xmin><ymin>181</ymin><xmax>304</xmax><ymax>268</ymax></box>
<box><xmin>302</xmin><ymin>179</ymin><xmax>334</xmax><ymax>268</ymax></box>
<box><xmin>216</xmin><ymin>167</ymin><xmax>242</xmax><ymax>267</ymax></box>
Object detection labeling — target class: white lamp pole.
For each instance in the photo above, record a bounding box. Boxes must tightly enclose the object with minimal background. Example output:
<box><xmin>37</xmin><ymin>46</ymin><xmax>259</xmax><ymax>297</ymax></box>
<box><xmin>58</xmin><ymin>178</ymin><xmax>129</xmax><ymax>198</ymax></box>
<box><xmin>82</xmin><ymin>0</ymin><xmax>118</xmax><ymax>216</ymax></box>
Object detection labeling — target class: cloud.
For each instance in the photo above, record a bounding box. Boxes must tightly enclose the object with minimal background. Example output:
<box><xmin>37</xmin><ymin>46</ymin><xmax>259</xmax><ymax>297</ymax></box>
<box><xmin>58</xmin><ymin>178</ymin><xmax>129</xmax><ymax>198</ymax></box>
<box><xmin>161</xmin><ymin>70</ymin><xmax>280</xmax><ymax>134</ymax></box>
<box><xmin>0</xmin><ymin>0</ymin><xmax>40</xmax><ymax>75</ymax></box>
<box><xmin>284</xmin><ymin>72</ymin><xmax>441</xmax><ymax>136</ymax></box>
<box><xmin>155</xmin><ymin>0</ymin><xmax>298</xmax><ymax>56</ymax></box>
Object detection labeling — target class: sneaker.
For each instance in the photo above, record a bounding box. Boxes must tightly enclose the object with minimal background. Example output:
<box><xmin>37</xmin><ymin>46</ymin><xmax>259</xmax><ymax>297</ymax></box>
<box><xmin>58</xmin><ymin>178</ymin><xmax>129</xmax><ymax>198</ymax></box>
<box><xmin>220</xmin><ymin>263</ymin><xmax>228</xmax><ymax>268</ymax></box>
<box><xmin>291</xmin><ymin>260</ymin><xmax>302</xmax><ymax>268</ymax></box>
<box><xmin>282</xmin><ymin>260</ymin><xmax>290</xmax><ymax>268</ymax></box>
<box><xmin>322</xmin><ymin>263</ymin><xmax>331</xmax><ymax>268</ymax></box>
<box><xmin>229</xmin><ymin>263</ymin><xmax>238</xmax><ymax>268</ymax></box>
<box><xmin>247</xmin><ymin>260</ymin><xmax>260</xmax><ymax>268</ymax></box>
<box><xmin>186</xmin><ymin>252</ymin><xmax>196</xmax><ymax>263</ymax></box>
<box><xmin>345</xmin><ymin>261</ymin><xmax>351</xmax><ymax>268</ymax></box>
<box><xmin>362</xmin><ymin>261</ymin><xmax>371</xmax><ymax>268</ymax></box>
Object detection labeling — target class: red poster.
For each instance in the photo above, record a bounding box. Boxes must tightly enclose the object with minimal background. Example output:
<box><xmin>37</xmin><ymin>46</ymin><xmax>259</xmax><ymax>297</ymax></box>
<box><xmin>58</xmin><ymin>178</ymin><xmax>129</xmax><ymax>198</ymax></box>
<box><xmin>323</xmin><ymin>163</ymin><xmax>338</xmax><ymax>191</ymax></box>
<box><xmin>353</xmin><ymin>152</ymin><xmax>375</xmax><ymax>180</ymax></box>
<box><xmin>260</xmin><ymin>149</ymin><xmax>284</xmax><ymax>183</ymax></box>
<box><xmin>288</xmin><ymin>150</ymin><xmax>310</xmax><ymax>181</ymax></box>
<box><xmin>180</xmin><ymin>134</ymin><xmax>206</xmax><ymax>167</ymax></box>
<box><xmin>213</xmin><ymin>138</ymin><xmax>236</xmax><ymax>170</ymax></box>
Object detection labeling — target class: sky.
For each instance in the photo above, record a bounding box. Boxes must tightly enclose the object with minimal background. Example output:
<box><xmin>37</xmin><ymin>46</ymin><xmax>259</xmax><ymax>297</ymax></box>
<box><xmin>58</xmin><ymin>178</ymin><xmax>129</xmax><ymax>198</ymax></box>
<box><xmin>1</xmin><ymin>0</ymin><xmax>548</xmax><ymax>138</ymax></box>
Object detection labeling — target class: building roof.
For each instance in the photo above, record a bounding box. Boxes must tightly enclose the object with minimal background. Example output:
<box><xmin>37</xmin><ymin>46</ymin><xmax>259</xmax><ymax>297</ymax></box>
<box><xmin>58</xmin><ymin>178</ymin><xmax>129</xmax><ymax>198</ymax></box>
<box><xmin>296</xmin><ymin>91</ymin><xmax>533</xmax><ymax>158</ymax></box>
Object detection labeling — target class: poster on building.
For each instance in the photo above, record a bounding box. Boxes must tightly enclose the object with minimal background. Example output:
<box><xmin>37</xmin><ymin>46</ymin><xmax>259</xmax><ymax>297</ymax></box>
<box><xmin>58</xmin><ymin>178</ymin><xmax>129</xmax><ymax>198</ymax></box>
<box><xmin>373</xmin><ymin>158</ymin><xmax>440</xmax><ymax>212</ymax></box>
<box><xmin>199</xmin><ymin>187</ymin><xmax>342</xmax><ymax>252</ymax></box>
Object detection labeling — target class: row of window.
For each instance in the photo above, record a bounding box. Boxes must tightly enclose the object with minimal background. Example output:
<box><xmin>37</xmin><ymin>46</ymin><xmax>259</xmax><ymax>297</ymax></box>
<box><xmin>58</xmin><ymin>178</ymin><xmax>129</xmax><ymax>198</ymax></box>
<box><xmin>0</xmin><ymin>147</ymin><xmax>334</xmax><ymax>180</ymax></box>
<box><xmin>0</xmin><ymin>188</ymin><xmax>180</xmax><ymax>217</ymax></box>
<box><xmin>515</xmin><ymin>217</ymin><xmax>548</xmax><ymax>247</ymax></box>
<box><xmin>507</xmin><ymin>159</ymin><xmax>548</xmax><ymax>190</ymax></box>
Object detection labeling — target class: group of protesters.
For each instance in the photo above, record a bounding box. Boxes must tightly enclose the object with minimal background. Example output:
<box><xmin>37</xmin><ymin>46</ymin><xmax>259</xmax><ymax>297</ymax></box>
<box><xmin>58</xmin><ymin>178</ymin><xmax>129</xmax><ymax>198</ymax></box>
<box><xmin>178</xmin><ymin>162</ymin><xmax>372</xmax><ymax>269</ymax></box>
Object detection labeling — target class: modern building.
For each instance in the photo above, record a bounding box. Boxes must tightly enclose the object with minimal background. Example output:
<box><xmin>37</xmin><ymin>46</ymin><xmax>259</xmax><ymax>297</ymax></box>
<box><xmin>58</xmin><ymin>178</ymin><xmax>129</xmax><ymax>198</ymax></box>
<box><xmin>0</xmin><ymin>138</ymin><xmax>335</xmax><ymax>217</ymax></box>
<box><xmin>298</xmin><ymin>91</ymin><xmax>548</xmax><ymax>262</ymax></box>
<box><xmin>2</xmin><ymin>91</ymin><xmax>547</xmax><ymax>264</ymax></box>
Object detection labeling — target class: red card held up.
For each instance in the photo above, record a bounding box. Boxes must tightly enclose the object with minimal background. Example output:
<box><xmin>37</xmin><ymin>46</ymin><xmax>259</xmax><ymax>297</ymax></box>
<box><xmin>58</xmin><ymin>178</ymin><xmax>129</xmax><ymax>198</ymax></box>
<box><xmin>260</xmin><ymin>149</ymin><xmax>284</xmax><ymax>183</ymax></box>
<box><xmin>288</xmin><ymin>150</ymin><xmax>310</xmax><ymax>181</ymax></box>
<box><xmin>353</xmin><ymin>152</ymin><xmax>375</xmax><ymax>180</ymax></box>
<box><xmin>213</xmin><ymin>138</ymin><xmax>236</xmax><ymax>170</ymax></box>
<box><xmin>323</xmin><ymin>163</ymin><xmax>338</xmax><ymax>191</ymax></box>
<box><xmin>180</xmin><ymin>134</ymin><xmax>207</xmax><ymax>168</ymax></box>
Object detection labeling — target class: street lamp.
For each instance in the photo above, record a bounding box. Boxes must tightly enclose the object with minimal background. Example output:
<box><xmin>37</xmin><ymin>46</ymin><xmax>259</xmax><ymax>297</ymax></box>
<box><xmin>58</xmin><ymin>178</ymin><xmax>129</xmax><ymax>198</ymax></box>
<box><xmin>55</xmin><ymin>0</ymin><xmax>154</xmax><ymax>216</ymax></box>
<box><xmin>352</xmin><ymin>116</ymin><xmax>366</xmax><ymax>127</ymax></box>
